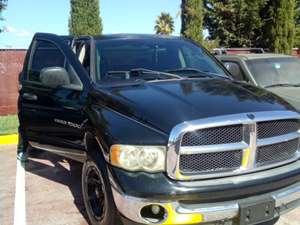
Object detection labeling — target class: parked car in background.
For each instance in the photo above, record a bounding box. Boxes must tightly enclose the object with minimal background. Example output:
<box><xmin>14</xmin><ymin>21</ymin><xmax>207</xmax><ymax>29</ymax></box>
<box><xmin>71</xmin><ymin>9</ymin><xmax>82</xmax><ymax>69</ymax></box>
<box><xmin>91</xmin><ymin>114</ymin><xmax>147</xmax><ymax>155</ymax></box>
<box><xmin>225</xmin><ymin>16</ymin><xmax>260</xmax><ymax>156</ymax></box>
<box><xmin>217</xmin><ymin>54</ymin><xmax>300</xmax><ymax>111</ymax></box>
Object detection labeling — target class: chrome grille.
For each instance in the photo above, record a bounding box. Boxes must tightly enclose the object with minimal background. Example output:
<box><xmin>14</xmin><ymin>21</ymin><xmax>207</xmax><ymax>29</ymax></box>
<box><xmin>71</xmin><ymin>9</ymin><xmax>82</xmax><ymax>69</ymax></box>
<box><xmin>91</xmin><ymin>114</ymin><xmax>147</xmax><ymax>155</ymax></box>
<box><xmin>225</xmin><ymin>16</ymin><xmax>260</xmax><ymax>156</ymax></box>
<box><xmin>257</xmin><ymin>119</ymin><xmax>299</xmax><ymax>139</ymax></box>
<box><xmin>257</xmin><ymin>139</ymin><xmax>299</xmax><ymax>166</ymax></box>
<box><xmin>179</xmin><ymin>150</ymin><xmax>242</xmax><ymax>174</ymax></box>
<box><xmin>167</xmin><ymin>111</ymin><xmax>300</xmax><ymax>181</ymax></box>
<box><xmin>181</xmin><ymin>125</ymin><xmax>243</xmax><ymax>146</ymax></box>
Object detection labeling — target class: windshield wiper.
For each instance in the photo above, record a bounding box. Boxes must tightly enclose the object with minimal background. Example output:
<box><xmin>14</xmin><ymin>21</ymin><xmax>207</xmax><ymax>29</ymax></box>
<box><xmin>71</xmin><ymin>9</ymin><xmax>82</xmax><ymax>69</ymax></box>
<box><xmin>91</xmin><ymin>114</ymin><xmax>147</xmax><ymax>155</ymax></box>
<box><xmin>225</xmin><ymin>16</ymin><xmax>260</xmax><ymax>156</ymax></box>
<box><xmin>105</xmin><ymin>68</ymin><xmax>182</xmax><ymax>81</ymax></box>
<box><xmin>130</xmin><ymin>68</ymin><xmax>182</xmax><ymax>80</ymax></box>
<box><xmin>264</xmin><ymin>83</ymin><xmax>300</xmax><ymax>88</ymax></box>
<box><xmin>166</xmin><ymin>68</ymin><xmax>230</xmax><ymax>79</ymax></box>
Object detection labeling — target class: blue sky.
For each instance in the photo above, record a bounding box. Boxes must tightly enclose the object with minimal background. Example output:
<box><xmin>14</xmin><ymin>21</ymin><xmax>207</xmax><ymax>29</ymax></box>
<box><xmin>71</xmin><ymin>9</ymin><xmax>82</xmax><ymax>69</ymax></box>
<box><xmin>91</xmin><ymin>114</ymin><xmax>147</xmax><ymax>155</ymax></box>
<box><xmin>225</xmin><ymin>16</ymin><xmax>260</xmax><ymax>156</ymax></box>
<box><xmin>0</xmin><ymin>0</ymin><xmax>181</xmax><ymax>49</ymax></box>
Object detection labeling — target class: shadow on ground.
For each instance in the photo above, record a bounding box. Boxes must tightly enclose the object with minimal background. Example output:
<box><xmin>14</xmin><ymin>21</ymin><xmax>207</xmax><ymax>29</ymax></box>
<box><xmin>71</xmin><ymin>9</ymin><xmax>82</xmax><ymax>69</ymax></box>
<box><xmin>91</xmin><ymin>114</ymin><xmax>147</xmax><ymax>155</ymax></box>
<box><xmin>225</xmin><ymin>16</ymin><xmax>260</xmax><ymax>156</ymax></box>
<box><xmin>25</xmin><ymin>148</ymin><xmax>90</xmax><ymax>224</ymax></box>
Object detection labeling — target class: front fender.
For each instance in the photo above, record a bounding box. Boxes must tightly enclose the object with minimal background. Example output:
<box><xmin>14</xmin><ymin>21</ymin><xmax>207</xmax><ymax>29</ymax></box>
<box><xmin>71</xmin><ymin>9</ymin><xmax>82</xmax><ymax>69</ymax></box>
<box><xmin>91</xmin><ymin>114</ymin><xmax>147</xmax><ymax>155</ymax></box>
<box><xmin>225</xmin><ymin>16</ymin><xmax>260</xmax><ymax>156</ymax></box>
<box><xmin>88</xmin><ymin>105</ymin><xmax>169</xmax><ymax>156</ymax></box>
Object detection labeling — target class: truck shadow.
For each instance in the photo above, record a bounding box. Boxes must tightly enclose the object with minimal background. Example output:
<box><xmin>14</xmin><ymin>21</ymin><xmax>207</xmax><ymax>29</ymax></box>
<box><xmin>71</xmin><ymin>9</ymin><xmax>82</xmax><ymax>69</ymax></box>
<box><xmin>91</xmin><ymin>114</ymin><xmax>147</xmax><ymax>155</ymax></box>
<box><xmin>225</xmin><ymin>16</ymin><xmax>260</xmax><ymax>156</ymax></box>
<box><xmin>24</xmin><ymin>148</ymin><xmax>90</xmax><ymax>225</ymax></box>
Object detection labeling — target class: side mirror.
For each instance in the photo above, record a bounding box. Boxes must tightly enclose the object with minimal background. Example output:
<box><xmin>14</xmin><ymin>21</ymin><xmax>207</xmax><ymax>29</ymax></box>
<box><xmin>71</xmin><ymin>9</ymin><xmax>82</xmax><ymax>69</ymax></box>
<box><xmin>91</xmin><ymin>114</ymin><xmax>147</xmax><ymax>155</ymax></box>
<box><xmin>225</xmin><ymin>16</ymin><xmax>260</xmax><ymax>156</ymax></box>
<box><xmin>40</xmin><ymin>67</ymin><xmax>70</xmax><ymax>89</ymax></box>
<box><xmin>40</xmin><ymin>67</ymin><xmax>82</xmax><ymax>91</ymax></box>
<box><xmin>224</xmin><ymin>62</ymin><xmax>243</xmax><ymax>81</ymax></box>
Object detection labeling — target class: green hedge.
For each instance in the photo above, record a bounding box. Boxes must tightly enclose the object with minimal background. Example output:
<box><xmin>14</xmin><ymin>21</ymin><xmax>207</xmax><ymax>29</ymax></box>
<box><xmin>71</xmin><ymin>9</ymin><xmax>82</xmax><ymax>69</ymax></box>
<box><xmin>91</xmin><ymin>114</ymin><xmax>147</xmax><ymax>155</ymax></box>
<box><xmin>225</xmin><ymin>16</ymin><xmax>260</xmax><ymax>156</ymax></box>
<box><xmin>0</xmin><ymin>115</ymin><xmax>19</xmax><ymax>135</ymax></box>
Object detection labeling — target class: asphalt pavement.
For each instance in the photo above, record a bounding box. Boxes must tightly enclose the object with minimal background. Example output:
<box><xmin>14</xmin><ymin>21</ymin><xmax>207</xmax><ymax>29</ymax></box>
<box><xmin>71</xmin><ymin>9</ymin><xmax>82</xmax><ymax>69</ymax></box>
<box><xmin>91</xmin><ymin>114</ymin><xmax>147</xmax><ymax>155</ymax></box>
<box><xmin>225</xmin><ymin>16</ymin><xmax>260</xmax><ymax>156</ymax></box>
<box><xmin>0</xmin><ymin>145</ymin><xmax>299</xmax><ymax>225</ymax></box>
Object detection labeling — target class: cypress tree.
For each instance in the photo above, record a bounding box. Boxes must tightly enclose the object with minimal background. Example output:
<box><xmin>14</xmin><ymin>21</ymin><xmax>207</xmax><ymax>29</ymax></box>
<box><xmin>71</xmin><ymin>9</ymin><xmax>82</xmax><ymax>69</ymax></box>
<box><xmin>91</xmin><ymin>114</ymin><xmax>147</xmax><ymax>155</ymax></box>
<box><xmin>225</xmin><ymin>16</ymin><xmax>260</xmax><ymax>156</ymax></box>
<box><xmin>271</xmin><ymin>0</ymin><xmax>295</xmax><ymax>54</ymax></box>
<box><xmin>0</xmin><ymin>0</ymin><xmax>6</xmax><ymax>15</ymax></box>
<box><xmin>0</xmin><ymin>0</ymin><xmax>7</xmax><ymax>32</ymax></box>
<box><xmin>294</xmin><ymin>0</ymin><xmax>300</xmax><ymax>47</ymax></box>
<box><xmin>181</xmin><ymin>0</ymin><xmax>204</xmax><ymax>44</ymax></box>
<box><xmin>259</xmin><ymin>0</ymin><xmax>296</xmax><ymax>54</ymax></box>
<box><xmin>69</xmin><ymin>0</ymin><xmax>103</xmax><ymax>36</ymax></box>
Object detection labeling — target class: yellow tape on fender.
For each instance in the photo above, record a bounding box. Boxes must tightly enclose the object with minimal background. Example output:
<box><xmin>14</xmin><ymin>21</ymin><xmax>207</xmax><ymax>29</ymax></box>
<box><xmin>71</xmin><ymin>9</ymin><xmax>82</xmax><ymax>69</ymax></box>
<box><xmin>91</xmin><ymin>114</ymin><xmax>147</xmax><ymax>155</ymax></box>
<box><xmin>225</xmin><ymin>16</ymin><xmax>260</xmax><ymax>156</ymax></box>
<box><xmin>0</xmin><ymin>134</ymin><xmax>19</xmax><ymax>145</ymax></box>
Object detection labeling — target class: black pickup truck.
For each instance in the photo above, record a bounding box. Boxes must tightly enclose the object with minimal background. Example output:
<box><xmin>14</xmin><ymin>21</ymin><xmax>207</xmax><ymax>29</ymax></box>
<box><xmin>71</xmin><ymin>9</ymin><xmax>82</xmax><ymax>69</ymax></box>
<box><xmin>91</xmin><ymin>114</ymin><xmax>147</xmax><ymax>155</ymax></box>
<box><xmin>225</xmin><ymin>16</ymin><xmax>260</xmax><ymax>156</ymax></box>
<box><xmin>19</xmin><ymin>33</ymin><xmax>300</xmax><ymax>225</ymax></box>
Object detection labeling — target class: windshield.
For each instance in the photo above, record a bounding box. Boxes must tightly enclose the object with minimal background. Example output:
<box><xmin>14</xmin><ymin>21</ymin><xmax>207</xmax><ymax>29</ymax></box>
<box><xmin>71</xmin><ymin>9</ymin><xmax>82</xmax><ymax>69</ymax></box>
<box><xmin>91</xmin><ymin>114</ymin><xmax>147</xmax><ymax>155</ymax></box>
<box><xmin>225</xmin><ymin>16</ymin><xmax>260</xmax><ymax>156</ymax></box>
<box><xmin>246</xmin><ymin>57</ymin><xmax>300</xmax><ymax>87</ymax></box>
<box><xmin>95</xmin><ymin>38</ymin><xmax>227</xmax><ymax>83</ymax></box>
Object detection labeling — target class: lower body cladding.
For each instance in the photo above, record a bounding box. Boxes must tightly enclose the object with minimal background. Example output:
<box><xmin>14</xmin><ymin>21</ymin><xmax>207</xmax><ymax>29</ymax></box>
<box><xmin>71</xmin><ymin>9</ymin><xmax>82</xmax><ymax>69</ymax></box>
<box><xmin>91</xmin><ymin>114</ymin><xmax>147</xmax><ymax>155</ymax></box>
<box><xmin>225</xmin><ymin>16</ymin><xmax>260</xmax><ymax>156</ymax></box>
<box><xmin>111</xmin><ymin>180</ymin><xmax>300</xmax><ymax>225</ymax></box>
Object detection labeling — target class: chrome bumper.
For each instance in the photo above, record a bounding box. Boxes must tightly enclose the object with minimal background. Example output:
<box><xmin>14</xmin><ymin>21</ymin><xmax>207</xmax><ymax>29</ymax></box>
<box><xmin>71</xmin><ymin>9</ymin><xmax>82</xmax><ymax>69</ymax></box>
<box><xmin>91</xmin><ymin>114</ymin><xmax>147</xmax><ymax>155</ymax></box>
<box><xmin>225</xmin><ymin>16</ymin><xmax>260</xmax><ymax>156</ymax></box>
<box><xmin>112</xmin><ymin>180</ymin><xmax>300</xmax><ymax>224</ymax></box>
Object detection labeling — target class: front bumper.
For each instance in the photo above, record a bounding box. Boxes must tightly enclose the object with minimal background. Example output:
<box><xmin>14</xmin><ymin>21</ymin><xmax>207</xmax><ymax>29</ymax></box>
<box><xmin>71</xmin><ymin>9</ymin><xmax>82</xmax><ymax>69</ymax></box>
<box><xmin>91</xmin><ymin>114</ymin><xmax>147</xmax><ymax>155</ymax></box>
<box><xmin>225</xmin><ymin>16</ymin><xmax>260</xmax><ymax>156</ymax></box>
<box><xmin>112</xmin><ymin>180</ymin><xmax>300</xmax><ymax>225</ymax></box>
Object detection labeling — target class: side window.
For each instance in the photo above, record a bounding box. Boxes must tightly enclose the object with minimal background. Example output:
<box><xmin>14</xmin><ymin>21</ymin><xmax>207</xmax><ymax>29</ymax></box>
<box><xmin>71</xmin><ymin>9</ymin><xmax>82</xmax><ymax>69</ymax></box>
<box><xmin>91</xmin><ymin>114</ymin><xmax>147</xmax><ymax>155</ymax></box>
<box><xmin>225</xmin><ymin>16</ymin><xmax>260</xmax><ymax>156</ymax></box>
<box><xmin>28</xmin><ymin>40</ymin><xmax>82</xmax><ymax>87</ymax></box>
<box><xmin>181</xmin><ymin>45</ymin><xmax>225</xmax><ymax>75</ymax></box>
<box><xmin>74</xmin><ymin>41</ymin><xmax>91</xmax><ymax>75</ymax></box>
<box><xmin>223</xmin><ymin>61</ymin><xmax>248</xmax><ymax>82</ymax></box>
<box><xmin>28</xmin><ymin>40</ymin><xmax>65</xmax><ymax>82</ymax></box>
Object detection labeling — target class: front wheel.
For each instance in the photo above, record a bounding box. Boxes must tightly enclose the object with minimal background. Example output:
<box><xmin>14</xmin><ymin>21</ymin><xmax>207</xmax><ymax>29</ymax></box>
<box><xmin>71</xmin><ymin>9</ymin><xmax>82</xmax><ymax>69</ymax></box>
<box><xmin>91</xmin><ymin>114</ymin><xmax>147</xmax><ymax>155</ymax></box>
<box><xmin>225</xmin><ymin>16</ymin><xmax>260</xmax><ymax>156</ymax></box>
<box><xmin>82</xmin><ymin>156</ymin><xmax>119</xmax><ymax>225</ymax></box>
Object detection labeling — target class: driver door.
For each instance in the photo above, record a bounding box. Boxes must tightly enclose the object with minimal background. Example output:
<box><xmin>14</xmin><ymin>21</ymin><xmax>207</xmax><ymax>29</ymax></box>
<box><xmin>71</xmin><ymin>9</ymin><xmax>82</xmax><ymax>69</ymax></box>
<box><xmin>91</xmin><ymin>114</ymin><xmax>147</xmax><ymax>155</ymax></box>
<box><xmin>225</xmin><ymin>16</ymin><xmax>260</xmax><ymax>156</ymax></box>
<box><xmin>20</xmin><ymin>34</ymin><xmax>90</xmax><ymax>158</ymax></box>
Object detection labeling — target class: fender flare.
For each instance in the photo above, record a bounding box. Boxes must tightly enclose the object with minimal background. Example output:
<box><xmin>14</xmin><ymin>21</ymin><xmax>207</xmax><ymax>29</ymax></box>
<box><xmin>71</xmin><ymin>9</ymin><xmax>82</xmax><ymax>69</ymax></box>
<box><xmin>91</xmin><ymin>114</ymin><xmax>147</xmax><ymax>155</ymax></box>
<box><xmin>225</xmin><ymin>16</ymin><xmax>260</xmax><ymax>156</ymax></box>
<box><xmin>84</xmin><ymin>131</ymin><xmax>110</xmax><ymax>162</ymax></box>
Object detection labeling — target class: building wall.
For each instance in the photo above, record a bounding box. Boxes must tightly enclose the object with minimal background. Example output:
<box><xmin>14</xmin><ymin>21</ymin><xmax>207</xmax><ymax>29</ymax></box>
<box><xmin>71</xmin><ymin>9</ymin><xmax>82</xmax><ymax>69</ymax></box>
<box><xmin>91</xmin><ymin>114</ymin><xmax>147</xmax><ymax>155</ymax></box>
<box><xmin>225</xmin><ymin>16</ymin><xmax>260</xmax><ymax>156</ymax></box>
<box><xmin>0</xmin><ymin>50</ymin><xmax>26</xmax><ymax>115</ymax></box>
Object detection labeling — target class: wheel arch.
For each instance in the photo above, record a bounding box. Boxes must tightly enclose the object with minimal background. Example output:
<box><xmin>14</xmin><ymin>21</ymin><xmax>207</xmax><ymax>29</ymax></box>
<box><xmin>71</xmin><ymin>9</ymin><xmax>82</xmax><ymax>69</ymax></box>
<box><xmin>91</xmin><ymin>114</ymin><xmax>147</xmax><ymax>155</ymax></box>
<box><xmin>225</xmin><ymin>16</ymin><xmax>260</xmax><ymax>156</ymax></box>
<box><xmin>84</xmin><ymin>131</ymin><xmax>110</xmax><ymax>162</ymax></box>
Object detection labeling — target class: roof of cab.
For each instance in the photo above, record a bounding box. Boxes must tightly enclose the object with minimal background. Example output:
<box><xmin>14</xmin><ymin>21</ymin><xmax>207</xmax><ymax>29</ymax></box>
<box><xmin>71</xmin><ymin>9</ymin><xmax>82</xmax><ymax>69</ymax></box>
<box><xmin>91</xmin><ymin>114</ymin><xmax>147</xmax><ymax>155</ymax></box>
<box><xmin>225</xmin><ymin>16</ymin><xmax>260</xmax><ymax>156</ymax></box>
<box><xmin>91</xmin><ymin>33</ymin><xmax>182</xmax><ymax>41</ymax></box>
<box><xmin>35</xmin><ymin>33</ymin><xmax>183</xmax><ymax>42</ymax></box>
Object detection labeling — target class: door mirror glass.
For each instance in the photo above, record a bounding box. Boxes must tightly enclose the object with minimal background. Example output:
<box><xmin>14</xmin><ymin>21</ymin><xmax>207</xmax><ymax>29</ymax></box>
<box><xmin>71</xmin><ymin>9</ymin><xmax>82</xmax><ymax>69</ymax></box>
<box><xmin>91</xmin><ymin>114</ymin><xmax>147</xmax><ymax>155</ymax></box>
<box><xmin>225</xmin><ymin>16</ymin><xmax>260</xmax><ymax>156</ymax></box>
<box><xmin>40</xmin><ymin>67</ymin><xmax>82</xmax><ymax>91</ymax></box>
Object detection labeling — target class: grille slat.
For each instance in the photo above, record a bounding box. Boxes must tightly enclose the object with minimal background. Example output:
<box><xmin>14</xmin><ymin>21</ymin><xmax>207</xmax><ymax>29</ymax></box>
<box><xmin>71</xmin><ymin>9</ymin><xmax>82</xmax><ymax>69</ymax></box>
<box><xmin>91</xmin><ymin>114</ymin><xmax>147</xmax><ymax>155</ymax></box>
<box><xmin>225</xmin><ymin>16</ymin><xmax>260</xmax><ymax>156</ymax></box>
<box><xmin>179</xmin><ymin>150</ymin><xmax>243</xmax><ymax>174</ymax></box>
<box><xmin>181</xmin><ymin>125</ymin><xmax>243</xmax><ymax>146</ymax></box>
<box><xmin>178</xmin><ymin>119</ymin><xmax>299</xmax><ymax>177</ymax></box>
<box><xmin>257</xmin><ymin>120</ymin><xmax>299</xmax><ymax>139</ymax></box>
<box><xmin>257</xmin><ymin>139</ymin><xmax>299</xmax><ymax>166</ymax></box>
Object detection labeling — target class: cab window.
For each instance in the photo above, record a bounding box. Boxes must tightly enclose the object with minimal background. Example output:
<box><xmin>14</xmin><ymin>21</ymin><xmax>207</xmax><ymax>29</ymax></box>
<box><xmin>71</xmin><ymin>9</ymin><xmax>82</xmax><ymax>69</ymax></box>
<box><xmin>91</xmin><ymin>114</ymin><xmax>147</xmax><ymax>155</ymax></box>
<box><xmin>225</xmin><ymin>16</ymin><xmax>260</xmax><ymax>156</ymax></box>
<box><xmin>28</xmin><ymin>40</ymin><xmax>65</xmax><ymax>82</ymax></box>
<box><xmin>28</xmin><ymin>40</ymin><xmax>81</xmax><ymax>87</ymax></box>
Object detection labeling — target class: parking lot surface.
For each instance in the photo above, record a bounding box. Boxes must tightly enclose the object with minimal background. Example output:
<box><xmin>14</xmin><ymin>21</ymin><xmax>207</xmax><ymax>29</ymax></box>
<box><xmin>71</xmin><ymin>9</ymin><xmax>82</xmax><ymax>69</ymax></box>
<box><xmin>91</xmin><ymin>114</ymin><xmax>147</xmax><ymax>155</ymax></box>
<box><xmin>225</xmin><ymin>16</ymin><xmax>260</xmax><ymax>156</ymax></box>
<box><xmin>0</xmin><ymin>145</ymin><xmax>300</xmax><ymax>225</ymax></box>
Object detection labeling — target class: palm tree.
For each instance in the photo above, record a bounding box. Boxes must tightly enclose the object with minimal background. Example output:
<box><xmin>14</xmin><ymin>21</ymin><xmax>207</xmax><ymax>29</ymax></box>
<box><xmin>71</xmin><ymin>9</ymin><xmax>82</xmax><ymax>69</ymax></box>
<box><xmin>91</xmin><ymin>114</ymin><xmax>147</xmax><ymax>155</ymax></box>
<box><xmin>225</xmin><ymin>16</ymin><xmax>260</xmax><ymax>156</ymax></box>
<box><xmin>154</xmin><ymin>12</ymin><xmax>175</xmax><ymax>35</ymax></box>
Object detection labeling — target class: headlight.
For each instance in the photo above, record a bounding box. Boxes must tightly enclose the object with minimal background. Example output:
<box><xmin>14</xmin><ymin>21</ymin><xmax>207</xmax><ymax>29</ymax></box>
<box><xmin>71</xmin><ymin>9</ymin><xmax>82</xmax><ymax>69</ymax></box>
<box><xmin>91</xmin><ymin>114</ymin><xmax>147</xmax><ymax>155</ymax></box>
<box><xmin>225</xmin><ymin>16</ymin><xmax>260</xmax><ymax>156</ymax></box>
<box><xmin>110</xmin><ymin>145</ymin><xmax>166</xmax><ymax>172</ymax></box>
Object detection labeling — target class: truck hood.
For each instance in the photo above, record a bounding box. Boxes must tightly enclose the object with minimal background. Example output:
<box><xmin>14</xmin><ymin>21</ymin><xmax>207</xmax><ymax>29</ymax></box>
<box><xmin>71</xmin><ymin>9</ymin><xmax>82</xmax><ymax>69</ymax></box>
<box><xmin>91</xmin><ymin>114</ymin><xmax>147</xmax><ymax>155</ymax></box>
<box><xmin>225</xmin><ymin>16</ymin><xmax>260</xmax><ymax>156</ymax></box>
<box><xmin>95</xmin><ymin>78</ymin><xmax>293</xmax><ymax>133</ymax></box>
<box><xmin>266</xmin><ymin>87</ymin><xmax>300</xmax><ymax>112</ymax></box>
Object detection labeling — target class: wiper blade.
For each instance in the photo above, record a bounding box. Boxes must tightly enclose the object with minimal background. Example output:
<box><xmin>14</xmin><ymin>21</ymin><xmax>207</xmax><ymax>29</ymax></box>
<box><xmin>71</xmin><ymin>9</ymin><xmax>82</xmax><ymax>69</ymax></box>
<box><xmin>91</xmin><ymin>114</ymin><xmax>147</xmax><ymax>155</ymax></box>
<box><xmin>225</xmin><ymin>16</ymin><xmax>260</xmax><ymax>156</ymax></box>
<box><xmin>130</xmin><ymin>68</ymin><xmax>182</xmax><ymax>79</ymax></box>
<box><xmin>167</xmin><ymin>68</ymin><xmax>205</xmax><ymax>73</ymax></box>
<box><xmin>166</xmin><ymin>68</ymin><xmax>229</xmax><ymax>79</ymax></box>
<box><xmin>167</xmin><ymin>68</ymin><xmax>210</xmax><ymax>78</ymax></box>
<box><xmin>105</xmin><ymin>68</ymin><xmax>181</xmax><ymax>81</ymax></box>
<box><xmin>264</xmin><ymin>83</ymin><xmax>300</xmax><ymax>88</ymax></box>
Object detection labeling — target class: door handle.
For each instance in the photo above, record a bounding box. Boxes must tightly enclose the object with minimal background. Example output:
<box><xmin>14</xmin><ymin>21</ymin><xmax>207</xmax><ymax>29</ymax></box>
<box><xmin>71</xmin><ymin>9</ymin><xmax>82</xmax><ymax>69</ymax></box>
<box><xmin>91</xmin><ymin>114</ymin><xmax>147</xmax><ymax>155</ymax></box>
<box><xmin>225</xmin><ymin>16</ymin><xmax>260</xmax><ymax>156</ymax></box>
<box><xmin>23</xmin><ymin>93</ymin><xmax>38</xmax><ymax>101</ymax></box>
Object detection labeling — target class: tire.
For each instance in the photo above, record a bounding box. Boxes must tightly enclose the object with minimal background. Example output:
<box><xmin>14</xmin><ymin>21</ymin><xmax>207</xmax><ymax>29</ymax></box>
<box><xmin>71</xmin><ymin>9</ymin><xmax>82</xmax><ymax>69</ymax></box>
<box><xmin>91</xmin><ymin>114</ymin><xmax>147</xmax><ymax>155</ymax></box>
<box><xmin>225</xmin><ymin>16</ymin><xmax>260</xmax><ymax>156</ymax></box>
<box><xmin>82</xmin><ymin>152</ymin><xmax>119</xmax><ymax>225</ymax></box>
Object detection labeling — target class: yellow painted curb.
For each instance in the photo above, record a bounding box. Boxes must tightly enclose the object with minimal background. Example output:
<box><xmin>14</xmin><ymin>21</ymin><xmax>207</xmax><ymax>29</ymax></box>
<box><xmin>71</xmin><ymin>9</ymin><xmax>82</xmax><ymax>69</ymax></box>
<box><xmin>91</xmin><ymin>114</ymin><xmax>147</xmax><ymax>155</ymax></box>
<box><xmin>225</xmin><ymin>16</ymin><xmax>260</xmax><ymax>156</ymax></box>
<box><xmin>0</xmin><ymin>134</ymin><xmax>19</xmax><ymax>145</ymax></box>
